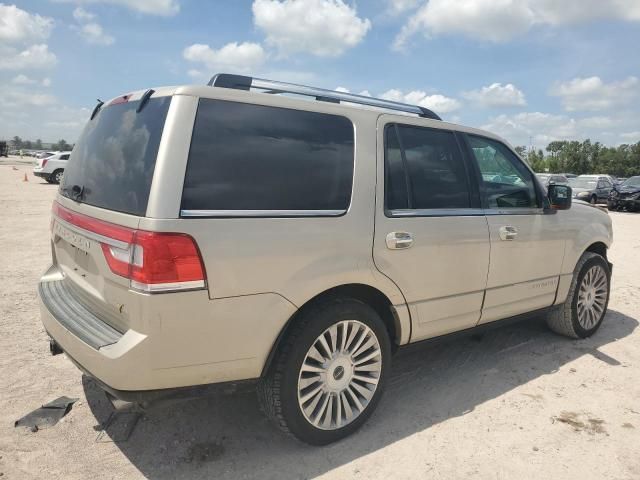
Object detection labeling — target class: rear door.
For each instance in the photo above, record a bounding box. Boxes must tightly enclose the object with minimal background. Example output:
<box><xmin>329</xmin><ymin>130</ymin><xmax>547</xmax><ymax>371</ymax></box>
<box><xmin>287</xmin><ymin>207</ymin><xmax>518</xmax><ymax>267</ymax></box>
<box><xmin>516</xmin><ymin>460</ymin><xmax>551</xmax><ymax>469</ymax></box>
<box><xmin>462</xmin><ymin>134</ymin><xmax>565</xmax><ymax>324</ymax></box>
<box><xmin>373</xmin><ymin>118</ymin><xmax>490</xmax><ymax>342</ymax></box>
<box><xmin>597</xmin><ymin>179</ymin><xmax>613</xmax><ymax>201</ymax></box>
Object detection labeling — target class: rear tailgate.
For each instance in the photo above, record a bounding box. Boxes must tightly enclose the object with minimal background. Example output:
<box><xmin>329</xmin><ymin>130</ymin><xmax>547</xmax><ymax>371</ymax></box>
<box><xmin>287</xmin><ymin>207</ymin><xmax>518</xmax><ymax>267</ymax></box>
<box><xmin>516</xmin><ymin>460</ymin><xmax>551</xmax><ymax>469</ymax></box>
<box><xmin>50</xmin><ymin>93</ymin><xmax>172</xmax><ymax>334</ymax></box>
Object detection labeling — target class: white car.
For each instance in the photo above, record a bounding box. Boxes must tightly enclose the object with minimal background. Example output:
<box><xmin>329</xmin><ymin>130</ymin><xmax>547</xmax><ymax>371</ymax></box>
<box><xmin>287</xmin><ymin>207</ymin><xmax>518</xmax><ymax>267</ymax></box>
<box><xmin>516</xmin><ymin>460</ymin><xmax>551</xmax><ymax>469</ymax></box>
<box><xmin>33</xmin><ymin>151</ymin><xmax>71</xmax><ymax>184</ymax></box>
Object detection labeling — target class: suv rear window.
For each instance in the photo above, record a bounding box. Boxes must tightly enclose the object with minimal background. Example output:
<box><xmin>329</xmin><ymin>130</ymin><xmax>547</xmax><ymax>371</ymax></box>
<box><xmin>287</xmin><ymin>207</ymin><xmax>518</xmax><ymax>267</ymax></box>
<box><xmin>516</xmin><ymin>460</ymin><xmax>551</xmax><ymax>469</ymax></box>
<box><xmin>181</xmin><ymin>99</ymin><xmax>354</xmax><ymax>214</ymax></box>
<box><xmin>60</xmin><ymin>96</ymin><xmax>171</xmax><ymax>216</ymax></box>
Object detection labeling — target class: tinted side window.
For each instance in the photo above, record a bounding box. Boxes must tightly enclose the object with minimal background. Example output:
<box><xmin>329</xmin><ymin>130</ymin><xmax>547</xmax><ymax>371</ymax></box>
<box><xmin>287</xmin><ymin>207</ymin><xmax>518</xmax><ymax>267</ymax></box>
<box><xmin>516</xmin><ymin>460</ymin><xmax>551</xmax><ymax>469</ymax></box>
<box><xmin>60</xmin><ymin>154</ymin><xmax>70</xmax><ymax>160</ymax></box>
<box><xmin>384</xmin><ymin>124</ymin><xmax>470</xmax><ymax>210</ymax></box>
<box><xmin>468</xmin><ymin>135</ymin><xmax>539</xmax><ymax>209</ymax></box>
<box><xmin>182</xmin><ymin>99</ymin><xmax>354</xmax><ymax>212</ymax></box>
<box><xmin>384</xmin><ymin>126</ymin><xmax>408</xmax><ymax>210</ymax></box>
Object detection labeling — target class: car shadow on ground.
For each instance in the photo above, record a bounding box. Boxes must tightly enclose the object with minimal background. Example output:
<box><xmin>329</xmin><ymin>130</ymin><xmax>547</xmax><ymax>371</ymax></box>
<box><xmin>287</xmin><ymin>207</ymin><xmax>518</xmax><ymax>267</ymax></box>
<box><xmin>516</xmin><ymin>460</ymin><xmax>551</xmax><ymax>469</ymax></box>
<box><xmin>83</xmin><ymin>309</ymin><xmax>637</xmax><ymax>480</ymax></box>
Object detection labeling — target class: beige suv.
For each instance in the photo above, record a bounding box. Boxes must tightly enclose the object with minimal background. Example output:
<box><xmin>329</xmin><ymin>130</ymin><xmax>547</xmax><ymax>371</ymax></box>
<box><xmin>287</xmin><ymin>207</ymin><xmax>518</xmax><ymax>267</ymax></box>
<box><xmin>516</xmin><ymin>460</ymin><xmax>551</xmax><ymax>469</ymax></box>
<box><xmin>39</xmin><ymin>74</ymin><xmax>613</xmax><ymax>445</ymax></box>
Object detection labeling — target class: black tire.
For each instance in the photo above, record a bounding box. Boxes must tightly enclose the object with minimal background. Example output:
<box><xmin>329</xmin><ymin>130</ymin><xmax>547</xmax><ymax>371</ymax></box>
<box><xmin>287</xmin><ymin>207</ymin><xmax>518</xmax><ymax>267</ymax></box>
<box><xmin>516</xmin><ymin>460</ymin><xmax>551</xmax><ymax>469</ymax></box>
<box><xmin>49</xmin><ymin>169</ymin><xmax>64</xmax><ymax>184</ymax></box>
<box><xmin>607</xmin><ymin>202</ymin><xmax>618</xmax><ymax>211</ymax></box>
<box><xmin>257</xmin><ymin>297</ymin><xmax>391</xmax><ymax>445</ymax></box>
<box><xmin>590</xmin><ymin>195</ymin><xmax>597</xmax><ymax>204</ymax></box>
<box><xmin>546</xmin><ymin>252</ymin><xmax>611</xmax><ymax>338</ymax></box>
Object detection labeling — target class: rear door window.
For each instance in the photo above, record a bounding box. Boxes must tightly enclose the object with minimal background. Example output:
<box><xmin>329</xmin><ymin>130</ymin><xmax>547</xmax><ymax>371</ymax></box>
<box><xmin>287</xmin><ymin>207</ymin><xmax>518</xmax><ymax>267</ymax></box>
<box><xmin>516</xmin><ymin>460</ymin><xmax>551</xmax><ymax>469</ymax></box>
<box><xmin>384</xmin><ymin>124</ymin><xmax>471</xmax><ymax>211</ymax></box>
<box><xmin>60</xmin><ymin>96</ymin><xmax>171</xmax><ymax>216</ymax></box>
<box><xmin>181</xmin><ymin>99</ymin><xmax>354</xmax><ymax>214</ymax></box>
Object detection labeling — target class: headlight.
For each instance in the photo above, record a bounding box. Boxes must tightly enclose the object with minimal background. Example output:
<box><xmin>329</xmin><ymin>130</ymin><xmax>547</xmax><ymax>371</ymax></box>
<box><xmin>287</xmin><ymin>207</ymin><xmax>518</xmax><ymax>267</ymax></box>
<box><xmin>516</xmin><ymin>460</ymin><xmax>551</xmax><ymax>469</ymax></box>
<box><xmin>610</xmin><ymin>190</ymin><xmax>618</xmax><ymax>198</ymax></box>
<box><xmin>631</xmin><ymin>192</ymin><xmax>640</xmax><ymax>200</ymax></box>
<box><xmin>576</xmin><ymin>192</ymin><xmax>590</xmax><ymax>198</ymax></box>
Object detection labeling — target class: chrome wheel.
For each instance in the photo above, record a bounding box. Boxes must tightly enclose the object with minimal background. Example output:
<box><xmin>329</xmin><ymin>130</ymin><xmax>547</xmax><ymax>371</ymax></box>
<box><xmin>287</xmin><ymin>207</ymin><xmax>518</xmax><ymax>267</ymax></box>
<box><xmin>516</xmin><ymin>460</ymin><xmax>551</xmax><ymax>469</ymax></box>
<box><xmin>297</xmin><ymin>320</ymin><xmax>382</xmax><ymax>431</ymax></box>
<box><xmin>577</xmin><ymin>265</ymin><xmax>608</xmax><ymax>330</ymax></box>
<box><xmin>54</xmin><ymin>170</ymin><xmax>63</xmax><ymax>183</ymax></box>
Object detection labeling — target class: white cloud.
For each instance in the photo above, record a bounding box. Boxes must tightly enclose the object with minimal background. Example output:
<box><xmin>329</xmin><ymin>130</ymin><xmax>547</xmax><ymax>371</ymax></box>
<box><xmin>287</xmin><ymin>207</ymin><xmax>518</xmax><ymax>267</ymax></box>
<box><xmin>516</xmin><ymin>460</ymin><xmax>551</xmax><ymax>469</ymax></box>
<box><xmin>335</xmin><ymin>86</ymin><xmax>350</xmax><ymax>93</ymax></box>
<box><xmin>381</xmin><ymin>88</ymin><xmax>461</xmax><ymax>113</ymax></box>
<box><xmin>479</xmin><ymin>111</ymin><xmax>636</xmax><ymax>146</ymax></box>
<box><xmin>0</xmin><ymin>4</ymin><xmax>54</xmax><ymax>43</ymax></box>
<box><xmin>183</xmin><ymin>42</ymin><xmax>266</xmax><ymax>74</ymax></box>
<box><xmin>395</xmin><ymin>0</ymin><xmax>640</xmax><ymax>46</ymax></box>
<box><xmin>252</xmin><ymin>0</ymin><xmax>371</xmax><ymax>57</ymax></box>
<box><xmin>42</xmin><ymin>77</ymin><xmax>51</xmax><ymax>87</ymax></box>
<box><xmin>78</xmin><ymin>22</ymin><xmax>115</xmax><ymax>45</ymax></box>
<box><xmin>73</xmin><ymin>7</ymin><xmax>96</xmax><ymax>22</ymax></box>
<box><xmin>462</xmin><ymin>83</ymin><xmax>526</xmax><ymax>107</ymax></box>
<box><xmin>620</xmin><ymin>131</ymin><xmax>640</xmax><ymax>141</ymax></box>
<box><xmin>72</xmin><ymin>7</ymin><xmax>114</xmax><ymax>46</ymax></box>
<box><xmin>12</xmin><ymin>74</ymin><xmax>36</xmax><ymax>85</ymax></box>
<box><xmin>550</xmin><ymin>76</ymin><xmax>639</xmax><ymax>111</ymax></box>
<box><xmin>59</xmin><ymin>0</ymin><xmax>179</xmax><ymax>16</ymax></box>
<box><xmin>0</xmin><ymin>87</ymin><xmax>56</xmax><ymax>108</ymax></box>
<box><xmin>0</xmin><ymin>44</ymin><xmax>57</xmax><ymax>70</ymax></box>
<box><xmin>387</xmin><ymin>0</ymin><xmax>420</xmax><ymax>14</ymax></box>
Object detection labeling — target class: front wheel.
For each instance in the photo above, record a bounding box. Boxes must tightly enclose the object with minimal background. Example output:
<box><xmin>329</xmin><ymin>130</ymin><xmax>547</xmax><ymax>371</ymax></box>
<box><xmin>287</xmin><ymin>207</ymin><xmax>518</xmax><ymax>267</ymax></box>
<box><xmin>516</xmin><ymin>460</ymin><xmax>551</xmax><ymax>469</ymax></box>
<box><xmin>590</xmin><ymin>195</ymin><xmax>597</xmax><ymax>204</ymax></box>
<box><xmin>546</xmin><ymin>252</ymin><xmax>611</xmax><ymax>338</ymax></box>
<box><xmin>258</xmin><ymin>298</ymin><xmax>391</xmax><ymax>445</ymax></box>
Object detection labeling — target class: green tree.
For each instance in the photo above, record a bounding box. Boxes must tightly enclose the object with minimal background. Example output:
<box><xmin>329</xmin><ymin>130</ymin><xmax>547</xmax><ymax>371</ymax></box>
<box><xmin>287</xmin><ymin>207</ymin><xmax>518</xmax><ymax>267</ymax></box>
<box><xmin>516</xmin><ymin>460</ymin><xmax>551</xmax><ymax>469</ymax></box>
<box><xmin>11</xmin><ymin>136</ymin><xmax>22</xmax><ymax>149</ymax></box>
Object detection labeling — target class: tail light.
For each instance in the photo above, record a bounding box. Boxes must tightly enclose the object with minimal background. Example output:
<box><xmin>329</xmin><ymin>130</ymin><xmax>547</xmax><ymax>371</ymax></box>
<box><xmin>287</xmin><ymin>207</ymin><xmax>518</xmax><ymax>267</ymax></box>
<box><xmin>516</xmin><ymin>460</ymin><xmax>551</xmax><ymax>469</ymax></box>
<box><xmin>42</xmin><ymin>159</ymin><xmax>48</xmax><ymax>168</ymax></box>
<box><xmin>52</xmin><ymin>202</ymin><xmax>206</xmax><ymax>293</ymax></box>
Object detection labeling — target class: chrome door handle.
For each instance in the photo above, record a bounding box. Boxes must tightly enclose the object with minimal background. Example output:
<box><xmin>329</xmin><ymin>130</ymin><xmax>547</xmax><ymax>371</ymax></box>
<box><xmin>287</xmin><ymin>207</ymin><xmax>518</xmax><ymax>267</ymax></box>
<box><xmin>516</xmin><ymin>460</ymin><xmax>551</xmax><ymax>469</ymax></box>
<box><xmin>499</xmin><ymin>225</ymin><xmax>518</xmax><ymax>241</ymax></box>
<box><xmin>386</xmin><ymin>231</ymin><xmax>413</xmax><ymax>249</ymax></box>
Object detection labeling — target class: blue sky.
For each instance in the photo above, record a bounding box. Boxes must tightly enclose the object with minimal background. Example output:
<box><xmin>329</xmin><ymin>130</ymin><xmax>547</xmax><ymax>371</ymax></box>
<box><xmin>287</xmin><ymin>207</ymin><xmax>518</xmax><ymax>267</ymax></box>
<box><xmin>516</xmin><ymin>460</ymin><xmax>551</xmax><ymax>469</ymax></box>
<box><xmin>1</xmin><ymin>0</ymin><xmax>639</xmax><ymax>147</ymax></box>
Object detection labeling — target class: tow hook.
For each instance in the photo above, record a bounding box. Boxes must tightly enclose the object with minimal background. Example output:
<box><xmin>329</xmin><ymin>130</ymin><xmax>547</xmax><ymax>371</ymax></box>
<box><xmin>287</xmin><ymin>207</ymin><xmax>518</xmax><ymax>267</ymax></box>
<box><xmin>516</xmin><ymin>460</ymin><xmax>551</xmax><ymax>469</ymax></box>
<box><xmin>49</xmin><ymin>339</ymin><xmax>63</xmax><ymax>356</ymax></box>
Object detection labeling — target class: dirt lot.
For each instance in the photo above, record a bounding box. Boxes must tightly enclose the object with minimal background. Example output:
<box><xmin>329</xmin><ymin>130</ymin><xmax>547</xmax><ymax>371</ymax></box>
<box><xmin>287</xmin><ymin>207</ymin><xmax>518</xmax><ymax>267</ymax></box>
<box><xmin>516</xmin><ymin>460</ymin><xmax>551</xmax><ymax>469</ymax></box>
<box><xmin>1</xmin><ymin>163</ymin><xmax>639</xmax><ymax>479</ymax></box>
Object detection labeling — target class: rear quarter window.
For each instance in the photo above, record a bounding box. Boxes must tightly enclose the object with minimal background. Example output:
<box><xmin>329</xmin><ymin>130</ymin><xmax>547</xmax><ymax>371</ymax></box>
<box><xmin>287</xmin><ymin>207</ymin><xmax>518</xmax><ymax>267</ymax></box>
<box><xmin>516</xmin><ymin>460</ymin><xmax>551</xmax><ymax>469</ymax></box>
<box><xmin>181</xmin><ymin>99</ymin><xmax>355</xmax><ymax>214</ymax></box>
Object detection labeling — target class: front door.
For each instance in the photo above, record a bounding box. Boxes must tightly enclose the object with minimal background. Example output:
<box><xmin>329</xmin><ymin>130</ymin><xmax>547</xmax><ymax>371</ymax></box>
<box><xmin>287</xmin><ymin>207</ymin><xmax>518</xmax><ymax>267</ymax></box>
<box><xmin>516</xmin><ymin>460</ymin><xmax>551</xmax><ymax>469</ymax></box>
<box><xmin>463</xmin><ymin>134</ymin><xmax>566</xmax><ymax>324</ymax></box>
<box><xmin>373</xmin><ymin>118</ymin><xmax>490</xmax><ymax>342</ymax></box>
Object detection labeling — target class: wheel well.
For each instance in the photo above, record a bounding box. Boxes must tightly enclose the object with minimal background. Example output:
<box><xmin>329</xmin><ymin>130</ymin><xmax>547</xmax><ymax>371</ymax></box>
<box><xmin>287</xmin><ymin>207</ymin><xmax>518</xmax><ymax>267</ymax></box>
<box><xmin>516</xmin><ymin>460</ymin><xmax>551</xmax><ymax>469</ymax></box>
<box><xmin>261</xmin><ymin>284</ymin><xmax>399</xmax><ymax>376</ymax></box>
<box><xmin>586</xmin><ymin>242</ymin><xmax>607</xmax><ymax>260</ymax></box>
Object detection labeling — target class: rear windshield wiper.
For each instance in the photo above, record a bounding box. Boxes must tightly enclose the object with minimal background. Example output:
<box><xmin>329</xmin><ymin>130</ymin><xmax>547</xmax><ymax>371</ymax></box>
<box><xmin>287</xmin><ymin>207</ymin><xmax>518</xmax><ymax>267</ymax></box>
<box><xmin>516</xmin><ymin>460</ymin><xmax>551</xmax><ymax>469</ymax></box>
<box><xmin>136</xmin><ymin>89</ymin><xmax>155</xmax><ymax>113</ymax></box>
<box><xmin>90</xmin><ymin>99</ymin><xmax>104</xmax><ymax>120</ymax></box>
<box><xmin>61</xmin><ymin>184</ymin><xmax>85</xmax><ymax>202</ymax></box>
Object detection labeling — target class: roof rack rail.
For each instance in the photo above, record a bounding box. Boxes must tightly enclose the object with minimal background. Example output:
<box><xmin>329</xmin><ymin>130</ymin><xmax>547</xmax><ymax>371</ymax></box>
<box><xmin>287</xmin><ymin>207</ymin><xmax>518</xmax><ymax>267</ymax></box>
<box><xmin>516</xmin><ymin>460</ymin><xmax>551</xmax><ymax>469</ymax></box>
<box><xmin>207</xmin><ymin>73</ymin><xmax>442</xmax><ymax>121</ymax></box>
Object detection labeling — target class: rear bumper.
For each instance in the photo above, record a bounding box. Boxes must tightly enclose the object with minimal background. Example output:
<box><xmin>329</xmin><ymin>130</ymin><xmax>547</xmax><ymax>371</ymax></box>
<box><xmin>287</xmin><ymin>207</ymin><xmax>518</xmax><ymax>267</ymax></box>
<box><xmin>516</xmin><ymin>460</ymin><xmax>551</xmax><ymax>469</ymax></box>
<box><xmin>38</xmin><ymin>266</ymin><xmax>297</xmax><ymax>393</ymax></box>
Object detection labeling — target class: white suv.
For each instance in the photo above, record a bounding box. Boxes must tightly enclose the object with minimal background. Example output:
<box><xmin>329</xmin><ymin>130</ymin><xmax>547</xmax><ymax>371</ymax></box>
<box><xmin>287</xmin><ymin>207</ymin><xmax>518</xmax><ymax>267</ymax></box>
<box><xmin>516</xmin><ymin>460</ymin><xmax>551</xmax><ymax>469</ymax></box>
<box><xmin>33</xmin><ymin>151</ymin><xmax>71</xmax><ymax>184</ymax></box>
<box><xmin>39</xmin><ymin>74</ymin><xmax>613</xmax><ymax>445</ymax></box>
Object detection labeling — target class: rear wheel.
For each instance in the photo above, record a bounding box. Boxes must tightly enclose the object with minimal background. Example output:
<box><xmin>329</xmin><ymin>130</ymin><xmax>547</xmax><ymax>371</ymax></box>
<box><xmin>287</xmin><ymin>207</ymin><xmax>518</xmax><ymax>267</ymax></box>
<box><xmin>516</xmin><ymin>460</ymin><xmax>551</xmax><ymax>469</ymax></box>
<box><xmin>49</xmin><ymin>169</ymin><xmax>64</xmax><ymax>184</ymax></box>
<box><xmin>546</xmin><ymin>252</ymin><xmax>610</xmax><ymax>338</ymax></box>
<box><xmin>258</xmin><ymin>298</ymin><xmax>391</xmax><ymax>445</ymax></box>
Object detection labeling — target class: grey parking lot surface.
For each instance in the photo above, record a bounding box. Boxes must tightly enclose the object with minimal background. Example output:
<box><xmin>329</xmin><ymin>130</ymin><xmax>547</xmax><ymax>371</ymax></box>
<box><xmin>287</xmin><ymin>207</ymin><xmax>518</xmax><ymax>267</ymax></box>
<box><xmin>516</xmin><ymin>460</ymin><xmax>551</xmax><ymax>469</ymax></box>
<box><xmin>1</xmin><ymin>164</ymin><xmax>639</xmax><ymax>480</ymax></box>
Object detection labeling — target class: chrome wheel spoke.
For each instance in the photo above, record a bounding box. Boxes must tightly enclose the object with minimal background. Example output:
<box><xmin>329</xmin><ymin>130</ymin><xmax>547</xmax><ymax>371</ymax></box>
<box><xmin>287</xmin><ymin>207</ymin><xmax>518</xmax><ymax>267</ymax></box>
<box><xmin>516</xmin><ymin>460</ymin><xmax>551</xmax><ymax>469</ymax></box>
<box><xmin>576</xmin><ymin>264</ymin><xmax>608</xmax><ymax>331</ymax></box>
<box><xmin>297</xmin><ymin>319</ymin><xmax>383</xmax><ymax>431</ymax></box>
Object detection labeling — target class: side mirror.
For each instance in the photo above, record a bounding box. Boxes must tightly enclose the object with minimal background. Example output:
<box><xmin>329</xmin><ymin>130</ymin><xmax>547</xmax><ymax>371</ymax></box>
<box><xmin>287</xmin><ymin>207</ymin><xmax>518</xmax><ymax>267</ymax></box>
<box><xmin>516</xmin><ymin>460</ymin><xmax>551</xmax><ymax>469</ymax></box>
<box><xmin>548</xmin><ymin>184</ymin><xmax>572</xmax><ymax>210</ymax></box>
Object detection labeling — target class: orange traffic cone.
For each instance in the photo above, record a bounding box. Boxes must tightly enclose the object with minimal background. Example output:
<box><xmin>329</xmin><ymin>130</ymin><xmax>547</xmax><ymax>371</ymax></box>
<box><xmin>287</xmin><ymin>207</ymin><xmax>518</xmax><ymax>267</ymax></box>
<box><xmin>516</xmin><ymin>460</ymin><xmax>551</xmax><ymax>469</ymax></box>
<box><xmin>23</xmin><ymin>172</ymin><xmax>28</xmax><ymax>182</ymax></box>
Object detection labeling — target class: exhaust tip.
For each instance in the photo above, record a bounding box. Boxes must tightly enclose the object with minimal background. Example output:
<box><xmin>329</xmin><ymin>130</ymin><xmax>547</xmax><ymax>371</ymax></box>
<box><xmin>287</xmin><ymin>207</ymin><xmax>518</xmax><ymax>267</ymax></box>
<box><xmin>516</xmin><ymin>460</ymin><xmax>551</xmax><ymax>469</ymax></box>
<box><xmin>49</xmin><ymin>339</ymin><xmax>63</xmax><ymax>356</ymax></box>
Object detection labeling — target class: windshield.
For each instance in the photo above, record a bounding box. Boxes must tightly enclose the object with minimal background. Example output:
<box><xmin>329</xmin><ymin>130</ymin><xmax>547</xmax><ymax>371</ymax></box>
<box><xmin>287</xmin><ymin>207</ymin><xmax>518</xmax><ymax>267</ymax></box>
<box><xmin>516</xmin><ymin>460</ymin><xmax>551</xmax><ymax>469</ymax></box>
<box><xmin>622</xmin><ymin>176</ymin><xmax>640</xmax><ymax>187</ymax></box>
<box><xmin>60</xmin><ymin>96</ymin><xmax>171</xmax><ymax>216</ymax></box>
<box><xmin>569</xmin><ymin>178</ymin><xmax>597</xmax><ymax>189</ymax></box>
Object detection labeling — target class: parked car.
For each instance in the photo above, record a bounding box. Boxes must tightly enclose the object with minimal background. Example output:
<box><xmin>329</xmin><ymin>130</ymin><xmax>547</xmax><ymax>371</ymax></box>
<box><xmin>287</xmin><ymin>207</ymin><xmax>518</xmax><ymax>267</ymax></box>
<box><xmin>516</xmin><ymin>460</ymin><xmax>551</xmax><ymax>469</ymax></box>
<box><xmin>39</xmin><ymin>74</ymin><xmax>613</xmax><ymax>445</ymax></box>
<box><xmin>569</xmin><ymin>175</ymin><xmax>613</xmax><ymax>204</ymax></box>
<box><xmin>535</xmin><ymin>173</ymin><xmax>569</xmax><ymax>193</ymax></box>
<box><xmin>32</xmin><ymin>151</ymin><xmax>70</xmax><ymax>184</ymax></box>
<box><xmin>35</xmin><ymin>151</ymin><xmax>56</xmax><ymax>159</ymax></box>
<box><xmin>608</xmin><ymin>176</ymin><xmax>640</xmax><ymax>212</ymax></box>
<box><xmin>559</xmin><ymin>172</ymin><xmax>577</xmax><ymax>179</ymax></box>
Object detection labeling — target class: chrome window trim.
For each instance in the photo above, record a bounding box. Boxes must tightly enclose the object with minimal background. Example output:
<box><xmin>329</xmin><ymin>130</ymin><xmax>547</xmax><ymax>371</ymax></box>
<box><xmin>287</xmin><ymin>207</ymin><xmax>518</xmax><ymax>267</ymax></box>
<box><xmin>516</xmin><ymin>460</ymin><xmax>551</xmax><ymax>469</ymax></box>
<box><xmin>386</xmin><ymin>207</ymin><xmax>545</xmax><ymax>218</ymax></box>
<box><xmin>130</xmin><ymin>279</ymin><xmax>206</xmax><ymax>293</ymax></box>
<box><xmin>180</xmin><ymin>209</ymin><xmax>346</xmax><ymax>218</ymax></box>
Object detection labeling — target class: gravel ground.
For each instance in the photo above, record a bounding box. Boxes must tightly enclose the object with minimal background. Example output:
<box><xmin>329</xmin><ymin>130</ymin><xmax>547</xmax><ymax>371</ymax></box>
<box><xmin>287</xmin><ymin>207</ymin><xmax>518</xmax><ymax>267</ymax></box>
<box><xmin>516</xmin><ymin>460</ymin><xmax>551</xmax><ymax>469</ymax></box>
<box><xmin>1</xmin><ymin>162</ymin><xmax>639</xmax><ymax>480</ymax></box>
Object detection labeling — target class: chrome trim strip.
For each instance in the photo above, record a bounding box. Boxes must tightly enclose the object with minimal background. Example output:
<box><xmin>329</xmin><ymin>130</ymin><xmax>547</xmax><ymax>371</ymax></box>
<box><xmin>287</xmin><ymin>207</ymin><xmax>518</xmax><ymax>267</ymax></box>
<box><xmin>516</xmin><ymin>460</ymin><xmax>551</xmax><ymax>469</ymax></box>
<box><xmin>387</xmin><ymin>207</ymin><xmax>545</xmax><ymax>218</ymax></box>
<box><xmin>130</xmin><ymin>279</ymin><xmax>206</xmax><ymax>293</ymax></box>
<box><xmin>388</xmin><ymin>208</ymin><xmax>485</xmax><ymax>217</ymax></box>
<box><xmin>53</xmin><ymin>216</ymin><xmax>130</xmax><ymax>250</ymax></box>
<box><xmin>180</xmin><ymin>209</ymin><xmax>345</xmax><ymax>218</ymax></box>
